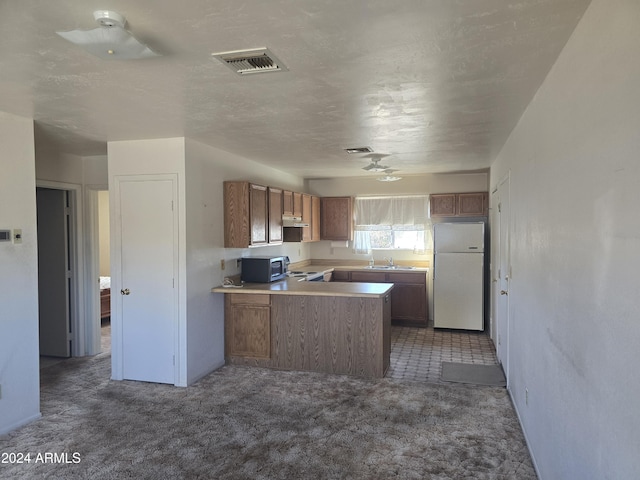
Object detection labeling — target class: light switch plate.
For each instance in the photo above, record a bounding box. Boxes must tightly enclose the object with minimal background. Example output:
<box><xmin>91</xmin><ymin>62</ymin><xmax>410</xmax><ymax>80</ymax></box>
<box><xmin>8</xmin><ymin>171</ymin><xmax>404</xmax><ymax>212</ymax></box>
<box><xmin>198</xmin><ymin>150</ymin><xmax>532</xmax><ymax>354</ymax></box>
<box><xmin>13</xmin><ymin>229</ymin><xmax>22</xmax><ymax>244</ymax></box>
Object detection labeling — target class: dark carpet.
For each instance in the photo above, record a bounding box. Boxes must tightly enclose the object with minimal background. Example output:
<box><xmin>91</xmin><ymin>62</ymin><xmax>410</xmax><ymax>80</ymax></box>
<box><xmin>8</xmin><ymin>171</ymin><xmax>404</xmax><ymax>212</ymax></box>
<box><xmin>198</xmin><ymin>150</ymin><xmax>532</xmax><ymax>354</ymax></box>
<box><xmin>0</xmin><ymin>352</ymin><xmax>536</xmax><ymax>479</ymax></box>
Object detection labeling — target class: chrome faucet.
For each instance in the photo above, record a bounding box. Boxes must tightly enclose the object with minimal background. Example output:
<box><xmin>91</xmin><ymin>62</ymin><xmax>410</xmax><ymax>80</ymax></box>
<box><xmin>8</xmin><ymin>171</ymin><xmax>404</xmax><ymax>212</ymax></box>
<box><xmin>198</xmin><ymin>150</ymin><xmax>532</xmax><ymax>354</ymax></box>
<box><xmin>385</xmin><ymin>256</ymin><xmax>394</xmax><ymax>267</ymax></box>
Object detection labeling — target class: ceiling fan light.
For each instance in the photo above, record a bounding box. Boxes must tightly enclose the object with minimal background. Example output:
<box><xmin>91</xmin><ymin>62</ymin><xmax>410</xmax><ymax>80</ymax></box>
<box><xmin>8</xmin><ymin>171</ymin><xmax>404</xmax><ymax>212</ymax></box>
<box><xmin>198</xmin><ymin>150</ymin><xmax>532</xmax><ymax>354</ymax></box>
<box><xmin>93</xmin><ymin>10</ymin><xmax>125</xmax><ymax>29</ymax></box>
<box><xmin>56</xmin><ymin>10</ymin><xmax>159</xmax><ymax>60</ymax></box>
<box><xmin>376</xmin><ymin>175</ymin><xmax>402</xmax><ymax>182</ymax></box>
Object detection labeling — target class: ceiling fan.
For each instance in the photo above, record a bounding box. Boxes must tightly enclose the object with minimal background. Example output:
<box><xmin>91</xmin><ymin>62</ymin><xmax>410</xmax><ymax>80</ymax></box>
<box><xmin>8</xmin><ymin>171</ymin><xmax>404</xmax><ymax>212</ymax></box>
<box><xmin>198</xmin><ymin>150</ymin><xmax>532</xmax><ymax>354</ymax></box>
<box><xmin>362</xmin><ymin>157</ymin><xmax>391</xmax><ymax>172</ymax></box>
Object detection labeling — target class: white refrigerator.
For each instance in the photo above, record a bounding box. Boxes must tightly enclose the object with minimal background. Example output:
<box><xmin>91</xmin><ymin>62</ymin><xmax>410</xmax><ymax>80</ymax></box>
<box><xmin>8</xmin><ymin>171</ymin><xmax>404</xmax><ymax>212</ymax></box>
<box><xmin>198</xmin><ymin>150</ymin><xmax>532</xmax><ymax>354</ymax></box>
<box><xmin>433</xmin><ymin>222</ymin><xmax>485</xmax><ymax>331</ymax></box>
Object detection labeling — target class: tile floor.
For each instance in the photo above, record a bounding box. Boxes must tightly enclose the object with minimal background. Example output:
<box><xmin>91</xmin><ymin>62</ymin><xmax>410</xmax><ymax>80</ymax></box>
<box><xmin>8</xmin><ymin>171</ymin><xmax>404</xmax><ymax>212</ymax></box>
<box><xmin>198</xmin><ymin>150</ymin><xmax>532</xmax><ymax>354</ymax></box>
<box><xmin>388</xmin><ymin>325</ymin><xmax>499</xmax><ymax>383</ymax></box>
<box><xmin>43</xmin><ymin>323</ymin><xmax>499</xmax><ymax>386</ymax></box>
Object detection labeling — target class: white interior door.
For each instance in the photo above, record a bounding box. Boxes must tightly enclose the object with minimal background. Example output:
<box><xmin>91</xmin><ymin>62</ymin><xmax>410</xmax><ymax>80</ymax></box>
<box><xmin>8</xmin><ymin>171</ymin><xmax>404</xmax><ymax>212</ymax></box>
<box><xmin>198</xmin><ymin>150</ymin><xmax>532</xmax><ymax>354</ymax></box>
<box><xmin>36</xmin><ymin>188</ymin><xmax>71</xmax><ymax>357</ymax></box>
<box><xmin>495</xmin><ymin>175</ymin><xmax>511</xmax><ymax>382</ymax></box>
<box><xmin>118</xmin><ymin>178</ymin><xmax>176</xmax><ymax>384</ymax></box>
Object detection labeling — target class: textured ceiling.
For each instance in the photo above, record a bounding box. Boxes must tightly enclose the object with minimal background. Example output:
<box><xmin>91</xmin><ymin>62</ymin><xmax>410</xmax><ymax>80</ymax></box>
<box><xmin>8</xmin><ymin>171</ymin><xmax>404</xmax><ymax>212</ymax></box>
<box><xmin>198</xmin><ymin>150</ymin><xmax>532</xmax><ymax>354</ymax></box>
<box><xmin>0</xmin><ymin>0</ymin><xmax>591</xmax><ymax>178</ymax></box>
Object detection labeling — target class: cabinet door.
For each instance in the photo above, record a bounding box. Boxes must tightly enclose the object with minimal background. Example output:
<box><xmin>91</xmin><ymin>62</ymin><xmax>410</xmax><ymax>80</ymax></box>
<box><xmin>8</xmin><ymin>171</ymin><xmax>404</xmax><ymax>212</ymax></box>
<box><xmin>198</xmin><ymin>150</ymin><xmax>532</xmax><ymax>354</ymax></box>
<box><xmin>302</xmin><ymin>194</ymin><xmax>312</xmax><ymax>242</ymax></box>
<box><xmin>350</xmin><ymin>271</ymin><xmax>386</xmax><ymax>283</ymax></box>
<box><xmin>228</xmin><ymin>305</ymin><xmax>271</xmax><ymax>358</ymax></box>
<box><xmin>311</xmin><ymin>195</ymin><xmax>321</xmax><ymax>241</ymax></box>
<box><xmin>458</xmin><ymin>192</ymin><xmax>488</xmax><ymax>216</ymax></box>
<box><xmin>250</xmin><ymin>184</ymin><xmax>268</xmax><ymax>246</ymax></box>
<box><xmin>331</xmin><ymin>270</ymin><xmax>351</xmax><ymax>282</ymax></box>
<box><xmin>292</xmin><ymin>192</ymin><xmax>303</xmax><ymax>217</ymax></box>
<box><xmin>268</xmin><ymin>187</ymin><xmax>283</xmax><ymax>244</ymax></box>
<box><xmin>430</xmin><ymin>194</ymin><xmax>457</xmax><ymax>217</ymax></box>
<box><xmin>227</xmin><ymin>294</ymin><xmax>271</xmax><ymax>358</ymax></box>
<box><xmin>321</xmin><ymin>197</ymin><xmax>353</xmax><ymax>241</ymax></box>
<box><xmin>224</xmin><ymin>181</ymin><xmax>250</xmax><ymax>248</ymax></box>
<box><xmin>282</xmin><ymin>190</ymin><xmax>293</xmax><ymax>216</ymax></box>
<box><xmin>390</xmin><ymin>283</ymin><xmax>427</xmax><ymax>326</ymax></box>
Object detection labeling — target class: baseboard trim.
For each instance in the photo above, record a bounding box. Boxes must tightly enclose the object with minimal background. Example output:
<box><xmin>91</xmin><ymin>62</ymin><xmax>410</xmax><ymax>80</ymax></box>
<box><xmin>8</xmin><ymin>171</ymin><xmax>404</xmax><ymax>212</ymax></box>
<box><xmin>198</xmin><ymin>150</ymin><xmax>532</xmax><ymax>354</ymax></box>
<box><xmin>507</xmin><ymin>386</ymin><xmax>542</xmax><ymax>479</ymax></box>
<box><xmin>0</xmin><ymin>412</ymin><xmax>42</xmax><ymax>436</ymax></box>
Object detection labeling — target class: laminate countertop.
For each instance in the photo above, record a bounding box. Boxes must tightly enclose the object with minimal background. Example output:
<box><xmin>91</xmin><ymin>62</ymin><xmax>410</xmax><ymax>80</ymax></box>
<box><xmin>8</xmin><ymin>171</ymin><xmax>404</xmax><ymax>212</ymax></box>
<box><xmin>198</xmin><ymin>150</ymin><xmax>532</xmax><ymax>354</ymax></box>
<box><xmin>212</xmin><ymin>277</ymin><xmax>393</xmax><ymax>298</ymax></box>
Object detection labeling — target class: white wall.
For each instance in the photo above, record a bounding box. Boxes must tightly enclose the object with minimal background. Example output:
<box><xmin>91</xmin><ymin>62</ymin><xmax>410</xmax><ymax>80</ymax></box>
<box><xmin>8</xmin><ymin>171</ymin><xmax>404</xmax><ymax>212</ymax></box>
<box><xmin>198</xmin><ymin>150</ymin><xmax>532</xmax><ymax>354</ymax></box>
<box><xmin>489</xmin><ymin>1</ymin><xmax>640</xmax><ymax>478</ymax></box>
<box><xmin>108</xmin><ymin>138</ymin><xmax>308</xmax><ymax>386</ymax></box>
<box><xmin>0</xmin><ymin>112</ymin><xmax>41</xmax><ymax>434</ymax></box>
<box><xmin>108</xmin><ymin>138</ymin><xmax>189</xmax><ymax>384</ymax></box>
<box><xmin>184</xmin><ymin>138</ymin><xmax>307</xmax><ymax>383</ymax></box>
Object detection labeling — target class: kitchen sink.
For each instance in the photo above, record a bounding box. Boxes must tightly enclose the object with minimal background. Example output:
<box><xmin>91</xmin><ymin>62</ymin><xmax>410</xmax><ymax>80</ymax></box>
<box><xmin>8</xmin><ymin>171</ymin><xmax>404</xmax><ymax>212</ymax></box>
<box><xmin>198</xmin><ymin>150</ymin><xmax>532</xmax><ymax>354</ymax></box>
<box><xmin>364</xmin><ymin>265</ymin><xmax>416</xmax><ymax>270</ymax></box>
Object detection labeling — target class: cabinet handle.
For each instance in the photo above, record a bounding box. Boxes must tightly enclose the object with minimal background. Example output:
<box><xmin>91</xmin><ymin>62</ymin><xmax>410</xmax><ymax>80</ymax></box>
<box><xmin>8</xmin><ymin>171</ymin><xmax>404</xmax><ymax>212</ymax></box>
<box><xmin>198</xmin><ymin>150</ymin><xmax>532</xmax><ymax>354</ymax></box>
<box><xmin>121</xmin><ymin>288</ymin><xmax>131</xmax><ymax>295</ymax></box>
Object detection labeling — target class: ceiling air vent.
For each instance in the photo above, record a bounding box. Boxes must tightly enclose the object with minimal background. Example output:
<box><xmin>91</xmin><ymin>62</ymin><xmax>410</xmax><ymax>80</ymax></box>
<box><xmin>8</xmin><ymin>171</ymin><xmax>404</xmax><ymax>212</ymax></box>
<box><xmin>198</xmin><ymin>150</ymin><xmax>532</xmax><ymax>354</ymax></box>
<box><xmin>344</xmin><ymin>146</ymin><xmax>373</xmax><ymax>154</ymax></box>
<box><xmin>211</xmin><ymin>48</ymin><xmax>288</xmax><ymax>75</ymax></box>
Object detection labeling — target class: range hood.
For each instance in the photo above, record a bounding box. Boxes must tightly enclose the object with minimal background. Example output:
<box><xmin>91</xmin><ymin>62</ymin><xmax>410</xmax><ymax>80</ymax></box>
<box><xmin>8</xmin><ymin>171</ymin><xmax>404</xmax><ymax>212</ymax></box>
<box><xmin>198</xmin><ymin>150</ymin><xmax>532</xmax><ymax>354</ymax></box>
<box><xmin>282</xmin><ymin>215</ymin><xmax>309</xmax><ymax>228</ymax></box>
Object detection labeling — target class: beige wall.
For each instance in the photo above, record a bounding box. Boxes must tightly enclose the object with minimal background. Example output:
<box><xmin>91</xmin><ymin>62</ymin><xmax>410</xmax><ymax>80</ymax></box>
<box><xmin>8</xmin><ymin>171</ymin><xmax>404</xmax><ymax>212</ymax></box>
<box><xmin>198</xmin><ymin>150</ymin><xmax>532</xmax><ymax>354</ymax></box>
<box><xmin>307</xmin><ymin>172</ymin><xmax>488</xmax><ymax>197</ymax></box>
<box><xmin>98</xmin><ymin>191</ymin><xmax>110</xmax><ymax>276</ymax></box>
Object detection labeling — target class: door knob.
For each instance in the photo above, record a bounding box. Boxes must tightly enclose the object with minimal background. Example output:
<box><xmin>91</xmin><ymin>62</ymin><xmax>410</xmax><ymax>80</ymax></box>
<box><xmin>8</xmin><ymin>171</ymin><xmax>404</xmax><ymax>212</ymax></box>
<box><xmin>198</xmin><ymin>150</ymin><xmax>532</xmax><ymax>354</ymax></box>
<box><xmin>121</xmin><ymin>288</ymin><xmax>131</xmax><ymax>295</ymax></box>
<box><xmin>500</xmin><ymin>290</ymin><xmax>508</xmax><ymax>295</ymax></box>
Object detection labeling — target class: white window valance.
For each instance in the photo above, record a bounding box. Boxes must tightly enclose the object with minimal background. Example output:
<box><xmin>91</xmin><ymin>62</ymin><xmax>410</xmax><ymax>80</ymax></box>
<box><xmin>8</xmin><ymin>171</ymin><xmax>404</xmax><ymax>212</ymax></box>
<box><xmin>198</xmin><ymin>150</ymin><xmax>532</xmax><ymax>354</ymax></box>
<box><xmin>355</xmin><ymin>195</ymin><xmax>429</xmax><ymax>226</ymax></box>
<box><xmin>352</xmin><ymin>195</ymin><xmax>432</xmax><ymax>254</ymax></box>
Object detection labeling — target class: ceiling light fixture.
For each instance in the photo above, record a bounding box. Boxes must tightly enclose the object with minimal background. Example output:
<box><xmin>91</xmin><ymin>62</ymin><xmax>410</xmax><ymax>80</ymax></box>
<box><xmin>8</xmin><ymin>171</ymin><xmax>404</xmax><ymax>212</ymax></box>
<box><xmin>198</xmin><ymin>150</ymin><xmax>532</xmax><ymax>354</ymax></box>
<box><xmin>362</xmin><ymin>157</ymin><xmax>390</xmax><ymax>172</ymax></box>
<box><xmin>376</xmin><ymin>175</ymin><xmax>402</xmax><ymax>182</ymax></box>
<box><xmin>56</xmin><ymin>10</ymin><xmax>160</xmax><ymax>60</ymax></box>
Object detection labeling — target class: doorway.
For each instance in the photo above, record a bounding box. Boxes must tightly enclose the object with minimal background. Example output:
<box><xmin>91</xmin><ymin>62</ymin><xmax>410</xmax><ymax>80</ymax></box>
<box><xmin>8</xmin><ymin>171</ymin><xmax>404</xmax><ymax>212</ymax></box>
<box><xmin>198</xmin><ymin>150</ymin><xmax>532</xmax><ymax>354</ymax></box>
<box><xmin>112</xmin><ymin>175</ymin><xmax>178</xmax><ymax>384</ymax></box>
<box><xmin>36</xmin><ymin>187</ymin><xmax>72</xmax><ymax>358</ymax></box>
<box><xmin>97</xmin><ymin>191</ymin><xmax>111</xmax><ymax>353</ymax></box>
<box><xmin>491</xmin><ymin>173</ymin><xmax>511</xmax><ymax>384</ymax></box>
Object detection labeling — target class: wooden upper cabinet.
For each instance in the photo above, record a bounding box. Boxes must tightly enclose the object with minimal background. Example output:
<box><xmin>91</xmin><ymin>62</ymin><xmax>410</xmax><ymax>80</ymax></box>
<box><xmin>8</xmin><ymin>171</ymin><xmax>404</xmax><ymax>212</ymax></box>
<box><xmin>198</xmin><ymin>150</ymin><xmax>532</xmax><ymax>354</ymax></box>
<box><xmin>282</xmin><ymin>190</ymin><xmax>294</xmax><ymax>216</ymax></box>
<box><xmin>302</xmin><ymin>194</ymin><xmax>312</xmax><ymax>242</ymax></box>
<box><xmin>224</xmin><ymin>181</ymin><xmax>280</xmax><ymax>248</ymax></box>
<box><xmin>321</xmin><ymin>196</ymin><xmax>353</xmax><ymax>241</ymax></box>
<box><xmin>429</xmin><ymin>194</ymin><xmax>457</xmax><ymax>216</ymax></box>
<box><xmin>268</xmin><ymin>187</ymin><xmax>283</xmax><ymax>244</ymax></box>
<box><xmin>292</xmin><ymin>192</ymin><xmax>303</xmax><ymax>217</ymax></box>
<box><xmin>311</xmin><ymin>196</ymin><xmax>321</xmax><ymax>241</ymax></box>
<box><xmin>430</xmin><ymin>192</ymin><xmax>488</xmax><ymax>217</ymax></box>
<box><xmin>249</xmin><ymin>184</ymin><xmax>268</xmax><ymax>246</ymax></box>
<box><xmin>458</xmin><ymin>192</ymin><xmax>488</xmax><ymax>216</ymax></box>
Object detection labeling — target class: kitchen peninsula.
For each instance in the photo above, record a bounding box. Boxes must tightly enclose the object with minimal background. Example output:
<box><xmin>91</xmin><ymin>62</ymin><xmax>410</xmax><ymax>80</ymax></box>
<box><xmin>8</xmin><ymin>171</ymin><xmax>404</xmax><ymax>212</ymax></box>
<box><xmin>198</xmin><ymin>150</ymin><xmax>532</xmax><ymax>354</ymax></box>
<box><xmin>212</xmin><ymin>279</ymin><xmax>393</xmax><ymax>378</ymax></box>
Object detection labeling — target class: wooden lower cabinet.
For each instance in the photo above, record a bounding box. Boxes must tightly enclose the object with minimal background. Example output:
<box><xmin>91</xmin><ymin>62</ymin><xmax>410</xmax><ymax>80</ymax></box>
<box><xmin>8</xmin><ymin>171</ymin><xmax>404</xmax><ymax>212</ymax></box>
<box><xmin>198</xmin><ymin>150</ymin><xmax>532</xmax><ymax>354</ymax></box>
<box><xmin>330</xmin><ymin>270</ymin><xmax>351</xmax><ymax>282</ymax></box>
<box><xmin>332</xmin><ymin>270</ymin><xmax>428</xmax><ymax>327</ymax></box>
<box><xmin>224</xmin><ymin>292</ymin><xmax>391</xmax><ymax>378</ymax></box>
<box><xmin>226</xmin><ymin>294</ymin><xmax>271</xmax><ymax>359</ymax></box>
<box><xmin>387</xmin><ymin>273</ymin><xmax>427</xmax><ymax>327</ymax></box>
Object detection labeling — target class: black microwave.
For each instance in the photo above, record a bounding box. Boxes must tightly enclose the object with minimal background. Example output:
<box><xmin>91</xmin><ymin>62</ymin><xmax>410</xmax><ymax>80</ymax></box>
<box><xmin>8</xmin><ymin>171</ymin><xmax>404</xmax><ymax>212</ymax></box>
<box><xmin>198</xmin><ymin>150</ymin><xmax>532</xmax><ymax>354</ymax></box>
<box><xmin>241</xmin><ymin>256</ymin><xmax>287</xmax><ymax>283</ymax></box>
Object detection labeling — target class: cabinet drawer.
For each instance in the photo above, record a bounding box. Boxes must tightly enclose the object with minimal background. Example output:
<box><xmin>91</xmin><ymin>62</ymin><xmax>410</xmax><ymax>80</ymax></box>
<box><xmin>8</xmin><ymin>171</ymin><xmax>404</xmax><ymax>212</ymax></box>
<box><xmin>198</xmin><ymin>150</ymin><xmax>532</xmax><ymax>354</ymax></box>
<box><xmin>351</xmin><ymin>271</ymin><xmax>386</xmax><ymax>283</ymax></box>
<box><xmin>229</xmin><ymin>294</ymin><xmax>271</xmax><ymax>305</ymax></box>
<box><xmin>386</xmin><ymin>272</ymin><xmax>426</xmax><ymax>284</ymax></box>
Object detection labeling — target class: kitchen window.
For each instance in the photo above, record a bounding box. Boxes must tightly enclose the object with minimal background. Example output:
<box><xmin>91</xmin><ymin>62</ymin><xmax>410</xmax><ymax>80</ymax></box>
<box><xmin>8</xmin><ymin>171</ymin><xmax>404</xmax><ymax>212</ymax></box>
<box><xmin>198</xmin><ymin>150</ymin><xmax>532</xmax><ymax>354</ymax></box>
<box><xmin>353</xmin><ymin>195</ymin><xmax>432</xmax><ymax>253</ymax></box>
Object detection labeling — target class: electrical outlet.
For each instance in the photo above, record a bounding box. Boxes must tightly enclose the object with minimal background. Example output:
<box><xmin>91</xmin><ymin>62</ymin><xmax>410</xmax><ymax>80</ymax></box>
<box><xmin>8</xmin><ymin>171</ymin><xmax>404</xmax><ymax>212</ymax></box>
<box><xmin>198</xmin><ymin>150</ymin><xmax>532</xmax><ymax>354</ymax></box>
<box><xmin>13</xmin><ymin>229</ymin><xmax>22</xmax><ymax>244</ymax></box>
<box><xmin>220</xmin><ymin>259</ymin><xmax>225</xmax><ymax>270</ymax></box>
<box><xmin>525</xmin><ymin>388</ymin><xmax>529</xmax><ymax>406</ymax></box>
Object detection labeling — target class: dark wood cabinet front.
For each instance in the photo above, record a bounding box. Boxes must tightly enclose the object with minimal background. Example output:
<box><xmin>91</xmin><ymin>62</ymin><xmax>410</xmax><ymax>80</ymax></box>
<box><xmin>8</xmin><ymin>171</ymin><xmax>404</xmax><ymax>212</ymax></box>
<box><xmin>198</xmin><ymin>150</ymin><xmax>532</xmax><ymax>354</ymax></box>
<box><xmin>321</xmin><ymin>197</ymin><xmax>353</xmax><ymax>241</ymax></box>
<box><xmin>332</xmin><ymin>269</ymin><xmax>428</xmax><ymax>327</ymax></box>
